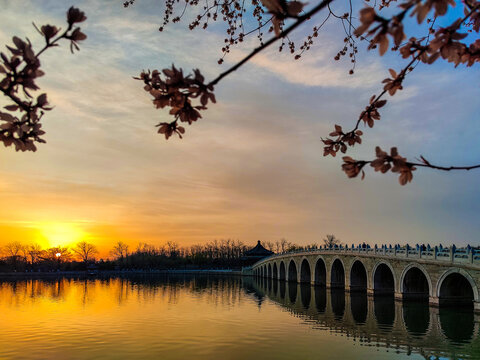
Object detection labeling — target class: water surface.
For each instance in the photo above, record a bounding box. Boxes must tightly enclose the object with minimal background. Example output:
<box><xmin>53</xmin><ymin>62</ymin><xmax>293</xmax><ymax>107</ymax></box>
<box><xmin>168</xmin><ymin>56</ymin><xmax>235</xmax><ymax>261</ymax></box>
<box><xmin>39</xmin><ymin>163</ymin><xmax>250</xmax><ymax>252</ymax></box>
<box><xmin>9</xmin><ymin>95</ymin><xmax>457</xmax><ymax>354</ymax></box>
<box><xmin>0</xmin><ymin>275</ymin><xmax>478</xmax><ymax>359</ymax></box>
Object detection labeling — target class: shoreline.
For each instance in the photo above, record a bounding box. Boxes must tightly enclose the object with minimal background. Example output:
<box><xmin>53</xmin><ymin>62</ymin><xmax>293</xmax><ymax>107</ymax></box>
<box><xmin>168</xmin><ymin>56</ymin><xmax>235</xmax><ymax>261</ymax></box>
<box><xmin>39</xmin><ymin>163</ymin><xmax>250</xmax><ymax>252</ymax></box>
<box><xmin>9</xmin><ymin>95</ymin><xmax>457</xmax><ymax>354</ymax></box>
<box><xmin>0</xmin><ymin>269</ymin><xmax>245</xmax><ymax>280</ymax></box>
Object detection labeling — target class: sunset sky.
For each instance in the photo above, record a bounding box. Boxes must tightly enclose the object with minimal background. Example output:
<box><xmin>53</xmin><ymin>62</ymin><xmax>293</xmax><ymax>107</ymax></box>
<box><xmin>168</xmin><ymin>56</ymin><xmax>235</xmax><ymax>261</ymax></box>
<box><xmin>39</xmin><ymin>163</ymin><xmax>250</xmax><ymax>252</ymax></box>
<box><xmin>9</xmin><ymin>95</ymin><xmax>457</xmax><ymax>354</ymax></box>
<box><xmin>0</xmin><ymin>0</ymin><xmax>479</xmax><ymax>256</ymax></box>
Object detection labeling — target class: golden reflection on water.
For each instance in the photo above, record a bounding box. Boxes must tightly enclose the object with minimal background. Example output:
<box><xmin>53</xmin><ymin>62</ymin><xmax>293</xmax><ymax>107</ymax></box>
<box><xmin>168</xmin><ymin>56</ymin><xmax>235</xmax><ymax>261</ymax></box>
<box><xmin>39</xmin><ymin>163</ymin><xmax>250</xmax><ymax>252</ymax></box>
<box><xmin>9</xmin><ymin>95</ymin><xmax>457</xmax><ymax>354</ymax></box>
<box><xmin>0</xmin><ymin>275</ymin><xmax>478</xmax><ymax>360</ymax></box>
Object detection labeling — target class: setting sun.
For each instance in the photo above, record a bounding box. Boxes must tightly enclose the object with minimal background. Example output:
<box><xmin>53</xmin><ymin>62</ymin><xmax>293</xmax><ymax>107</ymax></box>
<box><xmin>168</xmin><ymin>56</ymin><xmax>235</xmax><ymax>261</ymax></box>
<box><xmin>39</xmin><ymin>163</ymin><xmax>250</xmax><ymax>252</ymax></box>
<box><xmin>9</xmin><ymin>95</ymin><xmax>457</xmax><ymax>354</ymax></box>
<box><xmin>38</xmin><ymin>222</ymin><xmax>86</xmax><ymax>248</ymax></box>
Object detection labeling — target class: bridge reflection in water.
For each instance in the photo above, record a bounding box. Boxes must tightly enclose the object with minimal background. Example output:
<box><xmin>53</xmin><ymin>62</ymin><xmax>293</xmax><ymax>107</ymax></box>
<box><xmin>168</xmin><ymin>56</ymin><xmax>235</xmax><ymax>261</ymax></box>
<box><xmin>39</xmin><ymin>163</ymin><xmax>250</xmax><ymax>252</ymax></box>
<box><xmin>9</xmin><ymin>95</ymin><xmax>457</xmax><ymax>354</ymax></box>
<box><xmin>249</xmin><ymin>276</ymin><xmax>480</xmax><ymax>359</ymax></box>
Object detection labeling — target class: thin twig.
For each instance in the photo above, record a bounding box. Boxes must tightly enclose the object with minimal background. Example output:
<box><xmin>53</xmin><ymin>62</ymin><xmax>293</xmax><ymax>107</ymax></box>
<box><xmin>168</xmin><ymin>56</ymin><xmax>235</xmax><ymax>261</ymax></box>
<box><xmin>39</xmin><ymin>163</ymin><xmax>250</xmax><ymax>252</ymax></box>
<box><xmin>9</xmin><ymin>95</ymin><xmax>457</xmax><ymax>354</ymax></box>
<box><xmin>209</xmin><ymin>0</ymin><xmax>334</xmax><ymax>87</ymax></box>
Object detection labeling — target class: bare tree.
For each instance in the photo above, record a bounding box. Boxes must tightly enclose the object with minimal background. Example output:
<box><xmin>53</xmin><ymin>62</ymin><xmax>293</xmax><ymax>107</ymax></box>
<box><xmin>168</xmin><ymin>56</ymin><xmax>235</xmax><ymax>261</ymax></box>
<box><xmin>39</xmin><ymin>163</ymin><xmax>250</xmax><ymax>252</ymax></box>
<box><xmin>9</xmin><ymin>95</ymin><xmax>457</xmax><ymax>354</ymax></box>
<box><xmin>4</xmin><ymin>241</ymin><xmax>24</xmax><ymax>258</ymax></box>
<box><xmin>265</xmin><ymin>241</ymin><xmax>275</xmax><ymax>252</ymax></box>
<box><xmin>323</xmin><ymin>234</ymin><xmax>341</xmax><ymax>248</ymax></box>
<box><xmin>111</xmin><ymin>241</ymin><xmax>129</xmax><ymax>260</ymax></box>
<box><xmin>72</xmin><ymin>241</ymin><xmax>98</xmax><ymax>263</ymax></box>
<box><xmin>3</xmin><ymin>241</ymin><xmax>25</xmax><ymax>270</ymax></box>
<box><xmin>28</xmin><ymin>243</ymin><xmax>43</xmax><ymax>265</ymax></box>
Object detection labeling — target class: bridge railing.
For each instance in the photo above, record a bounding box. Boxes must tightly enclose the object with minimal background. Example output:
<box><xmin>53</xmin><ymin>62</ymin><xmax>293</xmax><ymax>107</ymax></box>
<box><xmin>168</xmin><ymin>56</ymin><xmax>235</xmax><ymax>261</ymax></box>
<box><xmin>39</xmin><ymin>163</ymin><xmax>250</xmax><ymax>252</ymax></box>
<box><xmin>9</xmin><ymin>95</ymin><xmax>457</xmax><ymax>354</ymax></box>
<box><xmin>254</xmin><ymin>243</ymin><xmax>480</xmax><ymax>266</ymax></box>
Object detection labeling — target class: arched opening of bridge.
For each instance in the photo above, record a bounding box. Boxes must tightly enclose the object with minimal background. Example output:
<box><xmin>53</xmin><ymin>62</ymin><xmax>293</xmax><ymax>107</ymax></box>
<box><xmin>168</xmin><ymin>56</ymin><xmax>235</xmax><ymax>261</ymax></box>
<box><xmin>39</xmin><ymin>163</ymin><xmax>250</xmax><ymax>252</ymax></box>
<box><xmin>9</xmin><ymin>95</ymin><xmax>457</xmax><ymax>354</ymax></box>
<box><xmin>288</xmin><ymin>260</ymin><xmax>297</xmax><ymax>282</ymax></box>
<box><xmin>279</xmin><ymin>262</ymin><xmax>286</xmax><ymax>281</ymax></box>
<box><xmin>350</xmin><ymin>260</ymin><xmax>367</xmax><ymax>292</ymax></box>
<box><xmin>279</xmin><ymin>280</ymin><xmax>286</xmax><ymax>299</ymax></box>
<box><xmin>315</xmin><ymin>287</ymin><xmax>326</xmax><ymax>313</ymax></box>
<box><xmin>402</xmin><ymin>267</ymin><xmax>429</xmax><ymax>301</ymax></box>
<box><xmin>300</xmin><ymin>259</ymin><xmax>311</xmax><ymax>283</ymax></box>
<box><xmin>300</xmin><ymin>284</ymin><xmax>311</xmax><ymax>309</ymax></box>
<box><xmin>273</xmin><ymin>263</ymin><xmax>278</xmax><ymax>279</ymax></box>
<box><xmin>330</xmin><ymin>259</ymin><xmax>345</xmax><ymax>288</ymax></box>
<box><xmin>331</xmin><ymin>288</ymin><xmax>345</xmax><ymax>320</ymax></box>
<box><xmin>314</xmin><ymin>258</ymin><xmax>326</xmax><ymax>286</ymax></box>
<box><xmin>440</xmin><ymin>307</ymin><xmax>474</xmax><ymax>343</ymax></box>
<box><xmin>267</xmin><ymin>264</ymin><xmax>272</xmax><ymax>279</ymax></box>
<box><xmin>374</xmin><ymin>296</ymin><xmax>395</xmax><ymax>330</ymax></box>
<box><xmin>350</xmin><ymin>292</ymin><xmax>367</xmax><ymax>325</ymax></box>
<box><xmin>403</xmin><ymin>302</ymin><xmax>429</xmax><ymax>337</ymax></box>
<box><xmin>263</xmin><ymin>265</ymin><xmax>267</xmax><ymax>277</ymax></box>
<box><xmin>439</xmin><ymin>272</ymin><xmax>475</xmax><ymax>308</ymax></box>
<box><xmin>288</xmin><ymin>282</ymin><xmax>297</xmax><ymax>303</ymax></box>
<box><xmin>273</xmin><ymin>278</ymin><xmax>278</xmax><ymax>295</ymax></box>
<box><xmin>374</xmin><ymin>263</ymin><xmax>395</xmax><ymax>295</ymax></box>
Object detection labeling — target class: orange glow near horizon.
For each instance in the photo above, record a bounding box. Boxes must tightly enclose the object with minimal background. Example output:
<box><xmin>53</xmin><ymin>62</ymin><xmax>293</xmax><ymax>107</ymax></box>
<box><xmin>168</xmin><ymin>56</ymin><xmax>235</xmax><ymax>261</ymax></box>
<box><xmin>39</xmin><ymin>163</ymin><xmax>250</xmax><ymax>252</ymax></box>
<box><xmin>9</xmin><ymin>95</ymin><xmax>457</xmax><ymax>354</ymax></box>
<box><xmin>38</xmin><ymin>222</ymin><xmax>87</xmax><ymax>248</ymax></box>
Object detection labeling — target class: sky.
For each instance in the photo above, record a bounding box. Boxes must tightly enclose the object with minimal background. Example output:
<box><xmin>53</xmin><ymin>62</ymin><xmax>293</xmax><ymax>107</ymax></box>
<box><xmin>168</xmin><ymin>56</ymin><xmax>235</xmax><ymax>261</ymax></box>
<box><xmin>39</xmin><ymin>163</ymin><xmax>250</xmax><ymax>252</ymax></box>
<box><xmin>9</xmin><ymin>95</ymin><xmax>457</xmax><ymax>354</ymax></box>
<box><xmin>0</xmin><ymin>0</ymin><xmax>479</xmax><ymax>256</ymax></box>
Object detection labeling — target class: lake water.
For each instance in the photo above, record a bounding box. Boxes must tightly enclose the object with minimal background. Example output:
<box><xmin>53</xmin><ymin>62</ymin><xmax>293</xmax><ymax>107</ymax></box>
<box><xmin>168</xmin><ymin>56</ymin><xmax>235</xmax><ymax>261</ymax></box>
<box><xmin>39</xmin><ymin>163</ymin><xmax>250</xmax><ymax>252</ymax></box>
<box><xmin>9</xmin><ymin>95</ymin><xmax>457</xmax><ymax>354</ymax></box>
<box><xmin>0</xmin><ymin>275</ymin><xmax>478</xmax><ymax>359</ymax></box>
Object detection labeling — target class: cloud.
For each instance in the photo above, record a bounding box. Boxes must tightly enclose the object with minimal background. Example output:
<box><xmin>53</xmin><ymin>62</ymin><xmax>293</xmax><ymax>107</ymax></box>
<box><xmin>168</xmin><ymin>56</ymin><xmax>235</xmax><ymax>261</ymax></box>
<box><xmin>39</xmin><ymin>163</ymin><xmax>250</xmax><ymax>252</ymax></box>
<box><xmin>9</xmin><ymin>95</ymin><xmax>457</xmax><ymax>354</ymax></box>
<box><xmin>0</xmin><ymin>0</ymin><xmax>479</xmax><ymax>254</ymax></box>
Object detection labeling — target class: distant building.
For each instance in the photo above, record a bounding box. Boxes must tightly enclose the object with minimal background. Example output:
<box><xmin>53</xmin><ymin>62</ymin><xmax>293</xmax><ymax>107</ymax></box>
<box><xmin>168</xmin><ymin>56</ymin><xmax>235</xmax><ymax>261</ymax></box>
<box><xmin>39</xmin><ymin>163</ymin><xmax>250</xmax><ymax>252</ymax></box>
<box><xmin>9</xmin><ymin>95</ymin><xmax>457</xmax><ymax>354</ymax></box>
<box><xmin>242</xmin><ymin>240</ymin><xmax>274</xmax><ymax>266</ymax></box>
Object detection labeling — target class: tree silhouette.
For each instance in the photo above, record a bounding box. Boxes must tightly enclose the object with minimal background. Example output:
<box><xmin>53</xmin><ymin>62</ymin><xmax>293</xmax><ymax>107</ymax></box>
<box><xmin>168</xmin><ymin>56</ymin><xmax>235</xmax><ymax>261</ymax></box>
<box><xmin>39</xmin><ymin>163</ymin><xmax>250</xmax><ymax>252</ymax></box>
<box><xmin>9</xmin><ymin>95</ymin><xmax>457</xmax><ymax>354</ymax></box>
<box><xmin>323</xmin><ymin>234</ymin><xmax>342</xmax><ymax>248</ymax></box>
<box><xmin>0</xmin><ymin>7</ymin><xmax>86</xmax><ymax>151</ymax></box>
<box><xmin>72</xmin><ymin>241</ymin><xmax>98</xmax><ymax>263</ymax></box>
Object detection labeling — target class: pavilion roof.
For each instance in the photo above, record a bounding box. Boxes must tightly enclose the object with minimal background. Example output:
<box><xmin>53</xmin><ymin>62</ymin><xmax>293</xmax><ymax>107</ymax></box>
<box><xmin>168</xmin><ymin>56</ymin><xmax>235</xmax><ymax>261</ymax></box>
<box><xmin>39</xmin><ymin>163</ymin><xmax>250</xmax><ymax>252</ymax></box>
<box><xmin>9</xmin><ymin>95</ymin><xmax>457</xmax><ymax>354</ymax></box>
<box><xmin>245</xmin><ymin>241</ymin><xmax>274</xmax><ymax>257</ymax></box>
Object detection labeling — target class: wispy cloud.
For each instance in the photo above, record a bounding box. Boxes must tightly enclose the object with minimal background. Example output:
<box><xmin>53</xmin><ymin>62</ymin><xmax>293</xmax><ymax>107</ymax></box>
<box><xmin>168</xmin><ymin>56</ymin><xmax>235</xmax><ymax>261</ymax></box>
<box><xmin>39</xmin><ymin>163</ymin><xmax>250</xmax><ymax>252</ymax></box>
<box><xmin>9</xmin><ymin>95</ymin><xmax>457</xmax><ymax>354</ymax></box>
<box><xmin>0</xmin><ymin>0</ymin><xmax>479</xmax><ymax>254</ymax></box>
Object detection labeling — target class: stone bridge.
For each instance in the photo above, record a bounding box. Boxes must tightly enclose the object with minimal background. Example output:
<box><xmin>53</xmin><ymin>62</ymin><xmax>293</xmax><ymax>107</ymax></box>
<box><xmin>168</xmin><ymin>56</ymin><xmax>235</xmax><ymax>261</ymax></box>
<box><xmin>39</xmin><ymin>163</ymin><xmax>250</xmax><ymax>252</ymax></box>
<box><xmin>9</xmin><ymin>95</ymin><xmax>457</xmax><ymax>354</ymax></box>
<box><xmin>249</xmin><ymin>277</ymin><xmax>480</xmax><ymax>359</ymax></box>
<box><xmin>250</xmin><ymin>245</ymin><xmax>480</xmax><ymax>311</ymax></box>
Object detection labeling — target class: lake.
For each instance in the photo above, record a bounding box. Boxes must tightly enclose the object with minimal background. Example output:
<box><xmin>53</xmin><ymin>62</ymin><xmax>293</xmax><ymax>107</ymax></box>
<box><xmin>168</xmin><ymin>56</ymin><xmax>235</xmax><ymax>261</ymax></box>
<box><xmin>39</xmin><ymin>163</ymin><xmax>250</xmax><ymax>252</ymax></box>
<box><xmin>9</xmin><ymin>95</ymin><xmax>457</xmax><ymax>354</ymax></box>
<box><xmin>0</xmin><ymin>275</ymin><xmax>478</xmax><ymax>359</ymax></box>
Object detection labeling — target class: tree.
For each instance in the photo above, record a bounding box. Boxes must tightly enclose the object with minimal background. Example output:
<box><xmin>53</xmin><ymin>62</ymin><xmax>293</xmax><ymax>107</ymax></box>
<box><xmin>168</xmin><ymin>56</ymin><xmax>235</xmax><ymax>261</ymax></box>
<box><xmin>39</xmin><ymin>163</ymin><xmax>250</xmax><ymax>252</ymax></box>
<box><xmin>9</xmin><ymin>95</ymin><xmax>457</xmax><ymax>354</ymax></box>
<box><xmin>111</xmin><ymin>241</ymin><xmax>129</xmax><ymax>260</ymax></box>
<box><xmin>3</xmin><ymin>241</ymin><xmax>24</xmax><ymax>258</ymax></box>
<box><xmin>72</xmin><ymin>241</ymin><xmax>98</xmax><ymax>263</ymax></box>
<box><xmin>40</xmin><ymin>247</ymin><xmax>72</xmax><ymax>271</ymax></box>
<box><xmin>323</xmin><ymin>234</ymin><xmax>341</xmax><ymax>248</ymax></box>
<box><xmin>27</xmin><ymin>243</ymin><xmax>43</xmax><ymax>265</ymax></box>
<box><xmin>3</xmin><ymin>241</ymin><xmax>25</xmax><ymax>270</ymax></box>
<box><xmin>126</xmin><ymin>0</ymin><xmax>480</xmax><ymax>185</ymax></box>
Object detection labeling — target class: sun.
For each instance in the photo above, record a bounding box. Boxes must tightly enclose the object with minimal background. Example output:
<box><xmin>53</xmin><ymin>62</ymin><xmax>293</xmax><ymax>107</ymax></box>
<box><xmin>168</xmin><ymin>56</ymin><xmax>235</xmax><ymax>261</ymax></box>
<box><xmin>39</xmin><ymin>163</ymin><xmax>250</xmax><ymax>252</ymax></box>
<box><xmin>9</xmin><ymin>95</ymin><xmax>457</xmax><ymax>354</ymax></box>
<box><xmin>38</xmin><ymin>222</ymin><xmax>86</xmax><ymax>248</ymax></box>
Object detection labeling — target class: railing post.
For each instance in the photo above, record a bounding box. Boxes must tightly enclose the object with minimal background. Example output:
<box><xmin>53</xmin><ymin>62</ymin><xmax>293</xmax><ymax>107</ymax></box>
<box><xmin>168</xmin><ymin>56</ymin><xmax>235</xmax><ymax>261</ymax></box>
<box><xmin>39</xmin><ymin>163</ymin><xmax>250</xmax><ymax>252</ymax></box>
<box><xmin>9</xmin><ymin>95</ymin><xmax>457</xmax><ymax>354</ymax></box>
<box><xmin>450</xmin><ymin>245</ymin><xmax>456</xmax><ymax>263</ymax></box>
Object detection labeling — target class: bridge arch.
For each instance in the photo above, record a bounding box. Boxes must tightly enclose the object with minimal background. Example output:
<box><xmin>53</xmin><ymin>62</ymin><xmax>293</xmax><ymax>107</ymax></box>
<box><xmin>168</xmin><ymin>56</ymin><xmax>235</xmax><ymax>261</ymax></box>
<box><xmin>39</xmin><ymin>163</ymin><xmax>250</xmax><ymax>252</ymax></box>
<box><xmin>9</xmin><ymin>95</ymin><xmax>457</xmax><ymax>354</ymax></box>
<box><xmin>288</xmin><ymin>282</ymin><xmax>297</xmax><ymax>303</ymax></box>
<box><xmin>273</xmin><ymin>263</ymin><xmax>278</xmax><ymax>279</ymax></box>
<box><xmin>330</xmin><ymin>257</ymin><xmax>345</xmax><ymax>288</ymax></box>
<box><xmin>350</xmin><ymin>259</ymin><xmax>368</xmax><ymax>292</ymax></box>
<box><xmin>288</xmin><ymin>260</ymin><xmax>298</xmax><ymax>282</ymax></box>
<box><xmin>300</xmin><ymin>258</ymin><xmax>311</xmax><ymax>283</ymax></box>
<box><xmin>268</xmin><ymin>264</ymin><xmax>272</xmax><ymax>278</ymax></box>
<box><xmin>437</xmin><ymin>268</ymin><xmax>478</xmax><ymax>306</ymax></box>
<box><xmin>400</xmin><ymin>263</ymin><xmax>432</xmax><ymax>300</ymax></box>
<box><xmin>314</xmin><ymin>256</ymin><xmax>327</xmax><ymax>286</ymax></box>
<box><xmin>373</xmin><ymin>261</ymin><xmax>396</xmax><ymax>295</ymax></box>
<box><xmin>279</xmin><ymin>261</ymin><xmax>286</xmax><ymax>281</ymax></box>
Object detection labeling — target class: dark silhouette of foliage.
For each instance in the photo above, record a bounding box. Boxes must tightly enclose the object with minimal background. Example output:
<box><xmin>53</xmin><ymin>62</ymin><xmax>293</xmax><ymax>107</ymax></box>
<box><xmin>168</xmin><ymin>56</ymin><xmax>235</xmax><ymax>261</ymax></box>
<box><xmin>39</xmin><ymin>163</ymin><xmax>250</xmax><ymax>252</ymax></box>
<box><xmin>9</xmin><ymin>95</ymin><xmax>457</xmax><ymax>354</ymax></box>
<box><xmin>0</xmin><ymin>6</ymin><xmax>86</xmax><ymax>151</ymax></box>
